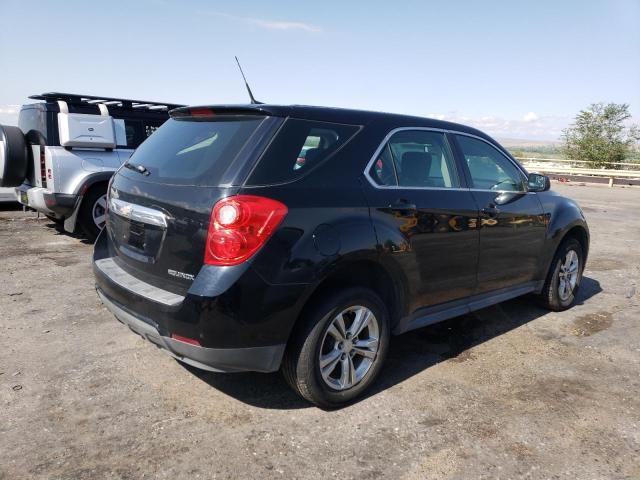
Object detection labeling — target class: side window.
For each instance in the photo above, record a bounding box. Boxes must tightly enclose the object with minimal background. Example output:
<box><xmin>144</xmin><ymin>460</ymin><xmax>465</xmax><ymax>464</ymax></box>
<box><xmin>369</xmin><ymin>130</ymin><xmax>459</xmax><ymax>188</ymax></box>
<box><xmin>456</xmin><ymin>135</ymin><xmax>525</xmax><ymax>191</ymax></box>
<box><xmin>18</xmin><ymin>108</ymin><xmax>47</xmax><ymax>145</ymax></box>
<box><xmin>125</xmin><ymin>120</ymin><xmax>140</xmax><ymax>147</ymax></box>
<box><xmin>247</xmin><ymin>119</ymin><xmax>359</xmax><ymax>185</ymax></box>
<box><xmin>368</xmin><ymin>144</ymin><xmax>397</xmax><ymax>186</ymax></box>
<box><xmin>114</xmin><ymin>119</ymin><xmax>142</xmax><ymax>148</ymax></box>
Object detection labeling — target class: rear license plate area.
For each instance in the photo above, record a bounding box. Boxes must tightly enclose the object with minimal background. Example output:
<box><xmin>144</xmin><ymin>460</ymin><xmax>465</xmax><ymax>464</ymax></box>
<box><xmin>128</xmin><ymin>220</ymin><xmax>146</xmax><ymax>250</ymax></box>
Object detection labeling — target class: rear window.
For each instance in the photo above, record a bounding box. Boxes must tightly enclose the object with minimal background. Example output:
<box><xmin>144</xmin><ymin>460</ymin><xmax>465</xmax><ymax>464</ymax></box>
<box><xmin>123</xmin><ymin>116</ymin><xmax>265</xmax><ymax>186</ymax></box>
<box><xmin>246</xmin><ymin>119</ymin><xmax>359</xmax><ymax>185</ymax></box>
<box><xmin>18</xmin><ymin>108</ymin><xmax>48</xmax><ymax>145</ymax></box>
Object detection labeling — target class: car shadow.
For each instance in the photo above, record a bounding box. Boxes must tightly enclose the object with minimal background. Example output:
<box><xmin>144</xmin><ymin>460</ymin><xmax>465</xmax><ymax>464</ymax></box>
<box><xmin>0</xmin><ymin>201</ymin><xmax>22</xmax><ymax>211</ymax></box>
<box><xmin>182</xmin><ymin>276</ymin><xmax>602</xmax><ymax>410</ymax></box>
<box><xmin>33</xmin><ymin>217</ymin><xmax>96</xmax><ymax>245</ymax></box>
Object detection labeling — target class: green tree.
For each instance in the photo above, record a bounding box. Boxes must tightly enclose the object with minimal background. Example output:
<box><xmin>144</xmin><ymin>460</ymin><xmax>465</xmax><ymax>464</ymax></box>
<box><xmin>562</xmin><ymin>103</ymin><xmax>640</xmax><ymax>169</ymax></box>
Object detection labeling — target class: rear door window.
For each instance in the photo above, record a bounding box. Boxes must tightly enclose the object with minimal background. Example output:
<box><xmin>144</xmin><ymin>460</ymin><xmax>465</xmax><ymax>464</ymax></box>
<box><xmin>122</xmin><ymin>116</ymin><xmax>266</xmax><ymax>186</ymax></box>
<box><xmin>247</xmin><ymin>119</ymin><xmax>359</xmax><ymax>185</ymax></box>
<box><xmin>369</xmin><ymin>130</ymin><xmax>460</xmax><ymax>188</ymax></box>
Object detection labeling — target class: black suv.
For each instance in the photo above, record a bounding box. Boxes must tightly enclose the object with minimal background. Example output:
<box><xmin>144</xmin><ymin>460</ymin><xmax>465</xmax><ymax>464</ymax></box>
<box><xmin>93</xmin><ymin>104</ymin><xmax>589</xmax><ymax>407</ymax></box>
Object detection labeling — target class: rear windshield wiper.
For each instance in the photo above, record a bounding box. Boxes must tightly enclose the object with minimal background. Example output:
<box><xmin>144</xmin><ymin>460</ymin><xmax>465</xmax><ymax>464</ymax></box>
<box><xmin>124</xmin><ymin>162</ymin><xmax>150</xmax><ymax>176</ymax></box>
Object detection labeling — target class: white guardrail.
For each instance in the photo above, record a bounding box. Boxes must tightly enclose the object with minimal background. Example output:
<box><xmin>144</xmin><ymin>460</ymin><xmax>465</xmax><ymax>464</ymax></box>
<box><xmin>514</xmin><ymin>157</ymin><xmax>640</xmax><ymax>187</ymax></box>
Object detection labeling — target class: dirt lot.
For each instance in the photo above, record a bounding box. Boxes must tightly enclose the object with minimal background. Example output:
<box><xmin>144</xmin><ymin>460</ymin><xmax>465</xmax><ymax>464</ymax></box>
<box><xmin>1</xmin><ymin>182</ymin><xmax>639</xmax><ymax>479</ymax></box>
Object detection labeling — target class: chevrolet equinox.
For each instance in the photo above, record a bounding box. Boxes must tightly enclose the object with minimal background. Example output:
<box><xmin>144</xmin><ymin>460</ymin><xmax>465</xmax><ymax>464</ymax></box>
<box><xmin>93</xmin><ymin>104</ymin><xmax>589</xmax><ymax>407</ymax></box>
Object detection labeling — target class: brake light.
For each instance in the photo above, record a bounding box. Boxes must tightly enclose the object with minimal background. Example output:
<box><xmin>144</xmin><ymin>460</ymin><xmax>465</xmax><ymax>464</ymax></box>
<box><xmin>189</xmin><ymin>107</ymin><xmax>215</xmax><ymax>117</ymax></box>
<box><xmin>205</xmin><ymin>195</ymin><xmax>288</xmax><ymax>266</ymax></box>
<box><xmin>40</xmin><ymin>146</ymin><xmax>47</xmax><ymax>188</ymax></box>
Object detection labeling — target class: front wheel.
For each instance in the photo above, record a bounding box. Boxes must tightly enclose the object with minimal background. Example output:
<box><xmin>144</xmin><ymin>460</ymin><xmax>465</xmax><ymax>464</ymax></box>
<box><xmin>282</xmin><ymin>287</ymin><xmax>390</xmax><ymax>408</ymax></box>
<box><xmin>539</xmin><ymin>237</ymin><xmax>584</xmax><ymax>311</ymax></box>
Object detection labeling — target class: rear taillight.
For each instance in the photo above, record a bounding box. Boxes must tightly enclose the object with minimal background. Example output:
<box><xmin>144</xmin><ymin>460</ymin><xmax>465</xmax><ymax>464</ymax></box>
<box><xmin>204</xmin><ymin>195</ymin><xmax>288</xmax><ymax>266</ymax></box>
<box><xmin>39</xmin><ymin>146</ymin><xmax>47</xmax><ymax>188</ymax></box>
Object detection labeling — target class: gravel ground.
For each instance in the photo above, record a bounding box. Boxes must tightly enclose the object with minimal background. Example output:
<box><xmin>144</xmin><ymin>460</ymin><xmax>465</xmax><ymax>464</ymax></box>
<box><xmin>1</xmin><ymin>182</ymin><xmax>639</xmax><ymax>480</ymax></box>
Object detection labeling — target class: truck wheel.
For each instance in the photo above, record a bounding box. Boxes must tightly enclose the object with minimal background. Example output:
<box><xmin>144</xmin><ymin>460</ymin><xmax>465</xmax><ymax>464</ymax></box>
<box><xmin>0</xmin><ymin>125</ymin><xmax>29</xmax><ymax>187</ymax></box>
<box><xmin>539</xmin><ymin>237</ymin><xmax>584</xmax><ymax>311</ymax></box>
<box><xmin>282</xmin><ymin>287</ymin><xmax>390</xmax><ymax>408</ymax></box>
<box><xmin>79</xmin><ymin>186</ymin><xmax>108</xmax><ymax>242</ymax></box>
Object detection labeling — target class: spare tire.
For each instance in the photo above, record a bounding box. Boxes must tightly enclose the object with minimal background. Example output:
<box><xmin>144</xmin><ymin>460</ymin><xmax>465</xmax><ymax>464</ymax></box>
<box><xmin>0</xmin><ymin>124</ymin><xmax>29</xmax><ymax>187</ymax></box>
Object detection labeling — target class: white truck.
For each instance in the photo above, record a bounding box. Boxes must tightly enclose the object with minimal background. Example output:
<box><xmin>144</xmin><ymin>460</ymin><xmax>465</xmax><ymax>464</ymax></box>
<box><xmin>0</xmin><ymin>92</ymin><xmax>183</xmax><ymax>239</ymax></box>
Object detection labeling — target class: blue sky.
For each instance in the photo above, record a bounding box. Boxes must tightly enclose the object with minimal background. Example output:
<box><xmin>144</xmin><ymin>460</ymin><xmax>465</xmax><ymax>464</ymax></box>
<box><xmin>1</xmin><ymin>0</ymin><xmax>638</xmax><ymax>140</ymax></box>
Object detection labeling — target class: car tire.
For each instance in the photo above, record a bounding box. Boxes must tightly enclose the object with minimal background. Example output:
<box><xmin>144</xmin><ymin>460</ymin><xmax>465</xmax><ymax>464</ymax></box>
<box><xmin>539</xmin><ymin>237</ymin><xmax>584</xmax><ymax>311</ymax></box>
<box><xmin>79</xmin><ymin>186</ymin><xmax>108</xmax><ymax>242</ymax></box>
<box><xmin>282</xmin><ymin>287</ymin><xmax>390</xmax><ymax>408</ymax></box>
<box><xmin>0</xmin><ymin>125</ymin><xmax>29</xmax><ymax>188</ymax></box>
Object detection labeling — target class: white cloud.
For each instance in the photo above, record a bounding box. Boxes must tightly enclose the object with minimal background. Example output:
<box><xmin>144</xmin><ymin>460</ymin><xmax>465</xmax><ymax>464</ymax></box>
<box><xmin>248</xmin><ymin>18</ymin><xmax>321</xmax><ymax>33</ymax></box>
<box><xmin>203</xmin><ymin>11</ymin><xmax>321</xmax><ymax>33</ymax></box>
<box><xmin>426</xmin><ymin>111</ymin><xmax>570</xmax><ymax>141</ymax></box>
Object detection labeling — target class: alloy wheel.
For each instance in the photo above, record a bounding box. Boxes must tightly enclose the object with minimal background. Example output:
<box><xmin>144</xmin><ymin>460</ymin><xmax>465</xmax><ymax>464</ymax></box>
<box><xmin>319</xmin><ymin>306</ymin><xmax>380</xmax><ymax>391</ymax></box>
<box><xmin>558</xmin><ymin>249</ymin><xmax>579</xmax><ymax>301</ymax></box>
<box><xmin>92</xmin><ymin>194</ymin><xmax>108</xmax><ymax>230</ymax></box>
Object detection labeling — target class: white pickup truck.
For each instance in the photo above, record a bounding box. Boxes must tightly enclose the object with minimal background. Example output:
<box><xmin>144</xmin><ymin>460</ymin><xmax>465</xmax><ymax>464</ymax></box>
<box><xmin>0</xmin><ymin>92</ymin><xmax>183</xmax><ymax>239</ymax></box>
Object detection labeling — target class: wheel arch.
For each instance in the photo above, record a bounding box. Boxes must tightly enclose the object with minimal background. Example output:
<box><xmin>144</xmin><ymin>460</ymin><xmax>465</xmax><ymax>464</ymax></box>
<box><xmin>291</xmin><ymin>258</ymin><xmax>407</xmax><ymax>339</ymax></box>
<box><xmin>64</xmin><ymin>175</ymin><xmax>111</xmax><ymax>233</ymax></box>
<box><xmin>73</xmin><ymin>171</ymin><xmax>113</xmax><ymax>196</ymax></box>
<box><xmin>562</xmin><ymin>224</ymin><xmax>589</xmax><ymax>263</ymax></box>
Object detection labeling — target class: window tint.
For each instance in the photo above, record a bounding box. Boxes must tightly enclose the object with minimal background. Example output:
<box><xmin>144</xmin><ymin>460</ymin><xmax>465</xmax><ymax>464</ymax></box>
<box><xmin>368</xmin><ymin>144</ymin><xmax>397</xmax><ymax>186</ymax></box>
<box><xmin>125</xmin><ymin>120</ymin><xmax>140</xmax><ymax>147</ymax></box>
<box><xmin>115</xmin><ymin>120</ymin><xmax>166</xmax><ymax>149</ymax></box>
<box><xmin>370</xmin><ymin>130</ymin><xmax>459</xmax><ymax>188</ymax></box>
<box><xmin>114</xmin><ymin>119</ymin><xmax>141</xmax><ymax>148</ymax></box>
<box><xmin>18</xmin><ymin>108</ymin><xmax>47</xmax><ymax>144</ymax></box>
<box><xmin>123</xmin><ymin>116</ymin><xmax>265</xmax><ymax>186</ymax></box>
<box><xmin>455</xmin><ymin>135</ymin><xmax>524</xmax><ymax>191</ymax></box>
<box><xmin>247</xmin><ymin>119</ymin><xmax>359</xmax><ymax>185</ymax></box>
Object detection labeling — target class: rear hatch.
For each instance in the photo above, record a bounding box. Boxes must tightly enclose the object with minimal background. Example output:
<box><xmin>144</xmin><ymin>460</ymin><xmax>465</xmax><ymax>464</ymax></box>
<box><xmin>106</xmin><ymin>112</ymin><xmax>281</xmax><ymax>294</ymax></box>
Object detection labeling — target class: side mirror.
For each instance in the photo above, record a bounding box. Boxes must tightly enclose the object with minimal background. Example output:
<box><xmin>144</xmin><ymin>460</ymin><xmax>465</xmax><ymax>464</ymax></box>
<box><xmin>527</xmin><ymin>173</ymin><xmax>550</xmax><ymax>192</ymax></box>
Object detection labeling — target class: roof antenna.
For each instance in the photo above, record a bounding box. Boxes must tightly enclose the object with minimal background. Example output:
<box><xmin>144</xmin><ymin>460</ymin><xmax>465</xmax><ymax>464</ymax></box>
<box><xmin>235</xmin><ymin>56</ymin><xmax>262</xmax><ymax>104</ymax></box>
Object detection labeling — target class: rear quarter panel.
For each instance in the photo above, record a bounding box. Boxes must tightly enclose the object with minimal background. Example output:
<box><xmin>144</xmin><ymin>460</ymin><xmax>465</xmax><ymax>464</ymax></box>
<box><xmin>49</xmin><ymin>146</ymin><xmax>123</xmax><ymax>194</ymax></box>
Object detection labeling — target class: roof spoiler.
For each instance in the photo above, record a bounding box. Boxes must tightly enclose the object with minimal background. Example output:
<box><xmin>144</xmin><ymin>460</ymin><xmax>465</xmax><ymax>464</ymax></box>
<box><xmin>170</xmin><ymin>105</ymin><xmax>277</xmax><ymax>118</ymax></box>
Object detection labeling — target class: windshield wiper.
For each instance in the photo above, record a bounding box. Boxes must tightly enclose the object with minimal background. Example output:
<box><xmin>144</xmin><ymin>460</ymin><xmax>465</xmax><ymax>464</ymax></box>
<box><xmin>124</xmin><ymin>163</ymin><xmax>150</xmax><ymax>176</ymax></box>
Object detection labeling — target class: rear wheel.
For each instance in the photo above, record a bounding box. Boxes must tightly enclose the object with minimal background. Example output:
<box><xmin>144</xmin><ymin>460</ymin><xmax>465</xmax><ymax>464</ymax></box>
<box><xmin>0</xmin><ymin>125</ymin><xmax>29</xmax><ymax>187</ymax></box>
<box><xmin>79</xmin><ymin>186</ymin><xmax>107</xmax><ymax>242</ymax></box>
<box><xmin>282</xmin><ymin>287</ymin><xmax>389</xmax><ymax>408</ymax></box>
<box><xmin>539</xmin><ymin>237</ymin><xmax>584</xmax><ymax>311</ymax></box>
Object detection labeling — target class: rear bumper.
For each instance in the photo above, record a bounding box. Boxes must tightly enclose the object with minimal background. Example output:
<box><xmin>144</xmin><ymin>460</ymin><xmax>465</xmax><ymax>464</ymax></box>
<box><xmin>16</xmin><ymin>185</ymin><xmax>54</xmax><ymax>214</ymax></box>
<box><xmin>43</xmin><ymin>192</ymin><xmax>78</xmax><ymax>217</ymax></box>
<box><xmin>97</xmin><ymin>287</ymin><xmax>286</xmax><ymax>373</ymax></box>
<box><xmin>15</xmin><ymin>185</ymin><xmax>78</xmax><ymax>217</ymax></box>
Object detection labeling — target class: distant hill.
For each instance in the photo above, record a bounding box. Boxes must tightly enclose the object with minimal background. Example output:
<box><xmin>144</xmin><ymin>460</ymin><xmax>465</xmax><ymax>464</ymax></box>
<box><xmin>497</xmin><ymin>137</ymin><xmax>562</xmax><ymax>148</ymax></box>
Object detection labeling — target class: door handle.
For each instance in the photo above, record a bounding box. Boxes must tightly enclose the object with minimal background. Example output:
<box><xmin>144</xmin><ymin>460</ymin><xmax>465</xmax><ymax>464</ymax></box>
<box><xmin>480</xmin><ymin>205</ymin><xmax>500</xmax><ymax>218</ymax></box>
<box><xmin>389</xmin><ymin>201</ymin><xmax>417</xmax><ymax>213</ymax></box>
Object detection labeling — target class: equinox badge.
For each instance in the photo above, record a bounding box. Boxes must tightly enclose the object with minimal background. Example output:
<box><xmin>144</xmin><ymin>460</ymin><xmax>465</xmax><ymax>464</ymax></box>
<box><xmin>168</xmin><ymin>269</ymin><xmax>195</xmax><ymax>281</ymax></box>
